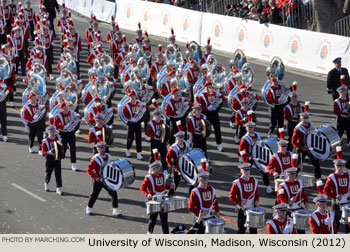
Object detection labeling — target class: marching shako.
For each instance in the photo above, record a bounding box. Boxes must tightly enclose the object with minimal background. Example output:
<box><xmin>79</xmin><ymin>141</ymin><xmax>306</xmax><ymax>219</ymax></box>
<box><xmin>309</xmin><ymin>194</ymin><xmax>337</xmax><ymax>234</ymax></box>
<box><xmin>229</xmin><ymin>162</ymin><xmax>260</xmax><ymax>234</ymax></box>
<box><xmin>86</xmin><ymin>141</ymin><xmax>122</xmax><ymax>217</ymax></box>
<box><xmin>188</xmin><ymin>161</ymin><xmax>220</xmax><ymax>234</ymax></box>
<box><xmin>41</xmin><ymin>125</ymin><xmax>63</xmax><ymax>195</ymax></box>
<box><xmin>267</xmin><ymin>203</ymin><xmax>296</xmax><ymax>234</ymax></box>
<box><xmin>140</xmin><ymin>160</ymin><xmax>175</xmax><ymax>234</ymax></box>
<box><xmin>323</xmin><ymin>156</ymin><xmax>350</xmax><ymax>233</ymax></box>
<box><xmin>276</xmin><ymin>167</ymin><xmax>309</xmax><ymax>234</ymax></box>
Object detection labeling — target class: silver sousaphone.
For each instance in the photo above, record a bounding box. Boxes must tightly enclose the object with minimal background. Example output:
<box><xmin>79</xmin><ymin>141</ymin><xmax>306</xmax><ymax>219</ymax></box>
<box><xmin>0</xmin><ymin>55</ymin><xmax>11</xmax><ymax>102</ymax></box>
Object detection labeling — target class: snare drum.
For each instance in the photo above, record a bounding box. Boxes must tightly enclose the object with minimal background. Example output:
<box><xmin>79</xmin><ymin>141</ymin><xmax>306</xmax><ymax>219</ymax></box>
<box><xmin>252</xmin><ymin>137</ymin><xmax>278</xmax><ymax>173</ymax></box>
<box><xmin>274</xmin><ymin>176</ymin><xmax>285</xmax><ymax>192</ymax></box>
<box><xmin>297</xmin><ymin>173</ymin><xmax>315</xmax><ymax>188</ymax></box>
<box><xmin>146</xmin><ymin>201</ymin><xmax>162</xmax><ymax>215</ymax></box>
<box><xmin>305</xmin><ymin>124</ymin><xmax>341</xmax><ymax>161</ymax></box>
<box><xmin>341</xmin><ymin>204</ymin><xmax>350</xmax><ymax>224</ymax></box>
<box><xmin>205</xmin><ymin>218</ymin><xmax>225</xmax><ymax>234</ymax></box>
<box><xmin>163</xmin><ymin>198</ymin><xmax>177</xmax><ymax>213</ymax></box>
<box><xmin>292</xmin><ymin>209</ymin><xmax>312</xmax><ymax>230</ymax></box>
<box><xmin>245</xmin><ymin>207</ymin><xmax>266</xmax><ymax>228</ymax></box>
<box><xmin>178</xmin><ymin>148</ymin><xmax>207</xmax><ymax>185</ymax></box>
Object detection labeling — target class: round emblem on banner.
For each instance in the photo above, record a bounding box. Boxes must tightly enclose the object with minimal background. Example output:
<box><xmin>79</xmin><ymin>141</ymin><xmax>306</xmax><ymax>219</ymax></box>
<box><xmin>214</xmin><ymin>24</ymin><xmax>220</xmax><ymax>37</ymax></box>
<box><xmin>212</xmin><ymin>20</ymin><xmax>223</xmax><ymax>38</ymax></box>
<box><xmin>183</xmin><ymin>19</ymin><xmax>189</xmax><ymax>31</ymax></box>
<box><xmin>316</xmin><ymin>39</ymin><xmax>332</xmax><ymax>61</ymax></box>
<box><xmin>238</xmin><ymin>29</ymin><xmax>245</xmax><ymax>42</ymax></box>
<box><xmin>320</xmin><ymin>45</ymin><xmax>328</xmax><ymax>59</ymax></box>
<box><xmin>144</xmin><ymin>11</ymin><xmax>149</xmax><ymax>22</ymax></box>
<box><xmin>264</xmin><ymin>34</ymin><xmax>270</xmax><ymax>48</ymax></box>
<box><xmin>101</xmin><ymin>4</ymin><xmax>105</xmax><ymax>13</ymax></box>
<box><xmin>163</xmin><ymin>13</ymin><xmax>168</xmax><ymax>25</ymax></box>
<box><xmin>126</xmin><ymin>7</ymin><xmax>131</xmax><ymax>18</ymax></box>
<box><xmin>291</xmin><ymin>40</ymin><xmax>298</xmax><ymax>54</ymax></box>
<box><xmin>84</xmin><ymin>0</ymin><xmax>87</xmax><ymax>7</ymax></box>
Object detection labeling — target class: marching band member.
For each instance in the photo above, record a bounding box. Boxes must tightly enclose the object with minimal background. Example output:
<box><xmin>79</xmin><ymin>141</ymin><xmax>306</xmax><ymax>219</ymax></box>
<box><xmin>160</xmin><ymin>70</ymin><xmax>175</xmax><ymax>97</ymax></box>
<box><xmin>140</xmin><ymin>160</ymin><xmax>174</xmax><ymax>234</ymax></box>
<box><xmin>0</xmin><ymin>75</ymin><xmax>12</xmax><ymax>142</ymax></box>
<box><xmin>0</xmin><ymin>14</ymin><xmax>7</xmax><ymax>44</ymax></box>
<box><xmin>146</xmin><ymin>109</ymin><xmax>168</xmax><ymax>171</ymax></box>
<box><xmin>88</xmin><ymin>113</ymin><xmax>110</xmax><ymax>154</ymax></box>
<box><xmin>166</xmin><ymin>128</ymin><xmax>191</xmax><ymax>194</ymax></box>
<box><xmin>188</xmin><ymin>161</ymin><xmax>220</xmax><ymax>234</ymax></box>
<box><xmin>226</xmin><ymin>67</ymin><xmax>240</xmax><ymax>94</ymax></box>
<box><xmin>327</xmin><ymin>57</ymin><xmax>350</xmax><ymax>100</ymax></box>
<box><xmin>229</xmin><ymin>162</ymin><xmax>259</xmax><ymax>234</ymax></box>
<box><xmin>291</xmin><ymin>108</ymin><xmax>321</xmax><ymax>180</ymax></box>
<box><xmin>87</xmin><ymin>96</ymin><xmax>115</xmax><ymax>127</ymax></box>
<box><xmin>54</xmin><ymin>101</ymin><xmax>79</xmax><ymax>171</ymax></box>
<box><xmin>24</xmin><ymin>0</ymin><xmax>35</xmax><ymax>41</ymax></box>
<box><xmin>85</xmin><ymin>15</ymin><xmax>94</xmax><ymax>50</ymax></box>
<box><xmin>267</xmin><ymin>203</ymin><xmax>296</xmax><ymax>234</ymax></box>
<box><xmin>142</xmin><ymin>32</ymin><xmax>152</xmax><ymax>67</ymax></box>
<box><xmin>68</xmin><ymin>26</ymin><xmax>82</xmax><ymax>78</ymax></box>
<box><xmin>266</xmin><ymin>75</ymin><xmax>289</xmax><ymax>137</ymax></box>
<box><xmin>41</xmin><ymin>125</ymin><xmax>62</xmax><ymax>195</ymax></box>
<box><xmin>187</xmin><ymin>104</ymin><xmax>207</xmax><ymax>155</ymax></box>
<box><xmin>133</xmin><ymin>22</ymin><xmax>143</xmax><ymax>45</ymax></box>
<box><xmin>165</xmin><ymin>87</ymin><xmax>190</xmax><ymax>144</ymax></box>
<box><xmin>13</xmin><ymin>26</ymin><xmax>26</xmax><ymax>76</ymax></box>
<box><xmin>26</xmin><ymin>46</ymin><xmax>49</xmax><ymax>76</ymax></box>
<box><xmin>323</xmin><ymin>157</ymin><xmax>350</xmax><ymax>233</ymax></box>
<box><xmin>114</xmin><ymin>38</ymin><xmax>129</xmax><ymax>77</ymax></box>
<box><xmin>150</xmin><ymin>46</ymin><xmax>165</xmax><ymax>87</ymax></box>
<box><xmin>86</xmin><ymin>141</ymin><xmax>122</xmax><ymax>217</ymax></box>
<box><xmin>22</xmin><ymin>92</ymin><xmax>45</xmax><ymax>154</ymax></box>
<box><xmin>309</xmin><ymin>194</ymin><xmax>337</xmax><ymax>234</ymax></box>
<box><xmin>267</xmin><ymin>128</ymin><xmax>294</xmax><ymax>177</ymax></box>
<box><xmin>185</xmin><ymin>58</ymin><xmax>200</xmax><ymax>102</ymax></box>
<box><xmin>276</xmin><ymin>167</ymin><xmax>309</xmax><ymax>234</ymax></box>
<box><xmin>333</xmin><ymin>85</ymin><xmax>350</xmax><ymax>147</ymax></box>
<box><xmin>239</xmin><ymin>119</ymin><xmax>274</xmax><ymax>195</ymax></box>
<box><xmin>197</xmin><ymin>80</ymin><xmax>226</xmax><ymax>152</ymax></box>
<box><xmin>1</xmin><ymin>0</ymin><xmax>13</xmax><ymax>34</ymax></box>
<box><xmin>234</xmin><ymin>98</ymin><xmax>249</xmax><ymax>140</ymax></box>
<box><xmin>200</xmin><ymin>37</ymin><xmax>213</xmax><ymax>65</ymax></box>
<box><xmin>284</xmin><ymin>85</ymin><xmax>302</xmax><ymax>151</ymax></box>
<box><xmin>123</xmin><ymin>90</ymin><xmax>148</xmax><ymax>160</ymax></box>
<box><xmin>168</xmin><ymin>27</ymin><xmax>179</xmax><ymax>51</ymax></box>
<box><xmin>107</xmin><ymin>17</ymin><xmax>122</xmax><ymax>79</ymax></box>
<box><xmin>56</xmin><ymin>4</ymin><xmax>68</xmax><ymax>46</ymax></box>
<box><xmin>2</xmin><ymin>43</ymin><xmax>15</xmax><ymax>107</ymax></box>
<box><xmin>230</xmin><ymin>84</ymin><xmax>248</xmax><ymax>142</ymax></box>
<box><xmin>42</xmin><ymin>26</ymin><xmax>54</xmax><ymax>79</ymax></box>
<box><xmin>86</xmin><ymin>41</ymin><xmax>104</xmax><ymax>66</ymax></box>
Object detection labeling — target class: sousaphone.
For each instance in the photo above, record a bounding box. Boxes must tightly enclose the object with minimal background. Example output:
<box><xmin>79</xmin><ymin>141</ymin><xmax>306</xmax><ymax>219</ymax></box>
<box><xmin>230</xmin><ymin>49</ymin><xmax>247</xmax><ymax>71</ymax></box>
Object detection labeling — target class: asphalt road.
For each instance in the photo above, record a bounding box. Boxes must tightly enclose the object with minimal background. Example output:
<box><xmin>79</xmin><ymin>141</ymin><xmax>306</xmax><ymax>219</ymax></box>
<box><xmin>0</xmin><ymin>0</ymin><xmax>348</xmax><ymax>234</ymax></box>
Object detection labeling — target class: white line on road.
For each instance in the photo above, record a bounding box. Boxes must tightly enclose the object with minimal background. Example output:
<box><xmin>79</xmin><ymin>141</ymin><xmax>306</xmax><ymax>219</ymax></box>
<box><xmin>11</xmin><ymin>183</ymin><xmax>47</xmax><ymax>202</ymax></box>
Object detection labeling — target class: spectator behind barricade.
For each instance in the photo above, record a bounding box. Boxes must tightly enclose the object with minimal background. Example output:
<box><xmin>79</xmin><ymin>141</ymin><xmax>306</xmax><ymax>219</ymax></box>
<box><xmin>249</xmin><ymin>7</ymin><xmax>259</xmax><ymax>21</ymax></box>
<box><xmin>261</xmin><ymin>0</ymin><xmax>271</xmax><ymax>13</ymax></box>
<box><xmin>247</xmin><ymin>0</ymin><xmax>254</xmax><ymax>9</ymax></box>
<box><xmin>225</xmin><ymin>4</ymin><xmax>233</xmax><ymax>16</ymax></box>
<box><xmin>254</xmin><ymin>0</ymin><xmax>263</xmax><ymax>13</ymax></box>
<box><xmin>259</xmin><ymin>11</ymin><xmax>269</xmax><ymax>23</ymax></box>
<box><xmin>239</xmin><ymin>5</ymin><xmax>250</xmax><ymax>18</ymax></box>
<box><xmin>268</xmin><ymin>0</ymin><xmax>283</xmax><ymax>24</ymax></box>
<box><xmin>284</xmin><ymin>0</ymin><xmax>298</xmax><ymax>27</ymax></box>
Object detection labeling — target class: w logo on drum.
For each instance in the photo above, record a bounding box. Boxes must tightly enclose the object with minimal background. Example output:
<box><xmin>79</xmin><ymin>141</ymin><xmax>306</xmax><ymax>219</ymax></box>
<box><xmin>256</xmin><ymin>146</ymin><xmax>270</xmax><ymax>165</ymax></box>
<box><xmin>310</xmin><ymin>133</ymin><xmax>326</xmax><ymax>155</ymax></box>
<box><xmin>202</xmin><ymin>191</ymin><xmax>211</xmax><ymax>201</ymax></box>
<box><xmin>155</xmin><ymin>177</ymin><xmax>163</xmax><ymax>186</ymax></box>
<box><xmin>338</xmin><ymin>178</ymin><xmax>348</xmax><ymax>187</ymax></box>
<box><xmin>106</xmin><ymin>166</ymin><xmax>119</xmax><ymax>183</ymax></box>
<box><xmin>282</xmin><ymin>157</ymin><xmax>290</xmax><ymax>165</ymax></box>
<box><xmin>244</xmin><ymin>183</ymin><xmax>253</xmax><ymax>192</ymax></box>
<box><xmin>182</xmin><ymin>159</ymin><xmax>194</xmax><ymax>178</ymax></box>
<box><xmin>291</xmin><ymin>185</ymin><xmax>299</xmax><ymax>194</ymax></box>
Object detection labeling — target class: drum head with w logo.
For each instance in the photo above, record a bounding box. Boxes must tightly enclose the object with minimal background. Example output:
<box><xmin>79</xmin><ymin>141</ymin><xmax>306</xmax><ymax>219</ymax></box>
<box><xmin>178</xmin><ymin>155</ymin><xmax>198</xmax><ymax>186</ymax></box>
<box><xmin>101</xmin><ymin>162</ymin><xmax>123</xmax><ymax>191</ymax></box>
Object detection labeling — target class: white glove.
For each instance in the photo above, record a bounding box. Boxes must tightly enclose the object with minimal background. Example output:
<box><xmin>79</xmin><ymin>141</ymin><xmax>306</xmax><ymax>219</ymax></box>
<box><xmin>184</xmin><ymin>101</ymin><xmax>189</xmax><ymax>106</ymax></box>
<box><xmin>283</xmin><ymin>225</ymin><xmax>293</xmax><ymax>234</ymax></box>
<box><xmin>130</xmin><ymin>118</ymin><xmax>137</xmax><ymax>123</ymax></box>
<box><xmin>107</xmin><ymin>107</ymin><xmax>113</xmax><ymax>113</ymax></box>
<box><xmin>96</xmin><ymin>131</ymin><xmax>102</xmax><ymax>136</ymax></box>
<box><xmin>156</xmin><ymin>130</ymin><xmax>161</xmax><ymax>135</ymax></box>
<box><xmin>139</xmin><ymin>102</ymin><xmax>146</xmax><ymax>106</ymax></box>
<box><xmin>74</xmin><ymin>112</ymin><xmax>80</xmax><ymax>117</ymax></box>
<box><xmin>324</xmin><ymin>217</ymin><xmax>332</xmax><ymax>225</ymax></box>
<box><xmin>175</xmin><ymin>110</ymin><xmax>180</xmax><ymax>115</ymax></box>
<box><xmin>0</xmin><ymin>83</ymin><xmax>6</xmax><ymax>88</ymax></box>
<box><xmin>39</xmin><ymin>104</ymin><xmax>45</xmax><ymax>109</ymax></box>
<box><xmin>33</xmin><ymin>114</ymin><xmax>38</xmax><ymax>120</ymax></box>
<box><xmin>47</xmin><ymin>149</ymin><xmax>55</xmax><ymax>156</ymax></box>
<box><xmin>278</xmin><ymin>96</ymin><xmax>284</xmax><ymax>103</ymax></box>
<box><xmin>195</xmin><ymin>126</ymin><xmax>201</xmax><ymax>132</ymax></box>
<box><xmin>208</xmin><ymin>105</ymin><xmax>214</xmax><ymax>111</ymax></box>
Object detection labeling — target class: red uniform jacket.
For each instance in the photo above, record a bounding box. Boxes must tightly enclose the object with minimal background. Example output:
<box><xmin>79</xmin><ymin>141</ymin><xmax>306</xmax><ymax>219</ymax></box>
<box><xmin>123</xmin><ymin>101</ymin><xmax>146</xmax><ymax>120</ymax></box>
<box><xmin>166</xmin><ymin>141</ymin><xmax>190</xmax><ymax>169</ymax></box>
<box><xmin>41</xmin><ymin>136</ymin><xmax>61</xmax><ymax>156</ymax></box>
<box><xmin>291</xmin><ymin>121</ymin><xmax>314</xmax><ymax>150</ymax></box>
<box><xmin>238</xmin><ymin>132</ymin><xmax>261</xmax><ymax>155</ymax></box>
<box><xmin>197</xmin><ymin>91</ymin><xmax>225</xmax><ymax>111</ymax></box>
<box><xmin>229</xmin><ymin>177</ymin><xmax>259</xmax><ymax>206</ymax></box>
<box><xmin>54</xmin><ymin>111</ymin><xmax>72</xmax><ymax>130</ymax></box>
<box><xmin>140</xmin><ymin>173</ymin><xmax>170</xmax><ymax>197</ymax></box>
<box><xmin>266</xmin><ymin>85</ymin><xmax>283</xmax><ymax>105</ymax></box>
<box><xmin>323</xmin><ymin>172</ymin><xmax>350</xmax><ymax>199</ymax></box>
<box><xmin>188</xmin><ymin>185</ymin><xmax>220</xmax><ymax>217</ymax></box>
<box><xmin>23</xmin><ymin>102</ymin><xmax>39</xmax><ymax>122</ymax></box>
<box><xmin>24</xmin><ymin>8</ymin><xmax>35</xmax><ymax>22</ymax></box>
<box><xmin>160</xmin><ymin>80</ymin><xmax>172</xmax><ymax>97</ymax></box>
<box><xmin>267</xmin><ymin>217</ymin><xmax>297</xmax><ymax>234</ymax></box>
<box><xmin>88</xmin><ymin>125</ymin><xmax>106</xmax><ymax>145</ymax></box>
<box><xmin>309</xmin><ymin>210</ymin><xmax>336</xmax><ymax>234</ymax></box>
<box><xmin>276</xmin><ymin>179</ymin><xmax>308</xmax><ymax>209</ymax></box>
<box><xmin>115</xmin><ymin>51</ymin><xmax>126</xmax><ymax>68</ymax></box>
<box><xmin>164</xmin><ymin>97</ymin><xmax>185</xmax><ymax>117</ymax></box>
<box><xmin>284</xmin><ymin>102</ymin><xmax>302</xmax><ymax>122</ymax></box>
<box><xmin>235</xmin><ymin>108</ymin><xmax>248</xmax><ymax>127</ymax></box>
<box><xmin>146</xmin><ymin>119</ymin><xmax>166</xmax><ymax>140</ymax></box>
<box><xmin>334</xmin><ymin>97</ymin><xmax>349</xmax><ymax>118</ymax></box>
<box><xmin>267</xmin><ymin>151</ymin><xmax>293</xmax><ymax>175</ymax></box>
<box><xmin>86</xmin><ymin>153</ymin><xmax>112</xmax><ymax>179</ymax></box>
<box><xmin>187</xmin><ymin>114</ymin><xmax>206</xmax><ymax>135</ymax></box>
<box><xmin>87</xmin><ymin>104</ymin><xmax>108</xmax><ymax>126</ymax></box>
<box><xmin>186</xmin><ymin>66</ymin><xmax>200</xmax><ymax>85</ymax></box>
<box><xmin>231</xmin><ymin>91</ymin><xmax>245</xmax><ymax>111</ymax></box>
<box><xmin>150</xmin><ymin>61</ymin><xmax>165</xmax><ymax>79</ymax></box>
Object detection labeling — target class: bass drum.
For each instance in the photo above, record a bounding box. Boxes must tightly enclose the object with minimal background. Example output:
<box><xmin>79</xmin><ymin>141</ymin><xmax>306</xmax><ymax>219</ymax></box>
<box><xmin>178</xmin><ymin>148</ymin><xmax>207</xmax><ymax>186</ymax></box>
<box><xmin>102</xmin><ymin>159</ymin><xmax>135</xmax><ymax>191</ymax></box>
<box><xmin>252</xmin><ymin>137</ymin><xmax>278</xmax><ymax>173</ymax></box>
<box><xmin>305</xmin><ymin>124</ymin><xmax>341</xmax><ymax>161</ymax></box>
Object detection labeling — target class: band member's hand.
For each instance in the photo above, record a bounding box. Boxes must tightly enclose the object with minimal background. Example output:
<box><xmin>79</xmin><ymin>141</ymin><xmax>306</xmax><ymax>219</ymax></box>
<box><xmin>130</xmin><ymin>118</ymin><xmax>137</xmax><ymax>123</ymax></box>
<box><xmin>290</xmin><ymin>196</ymin><xmax>296</xmax><ymax>203</ymax></box>
<box><xmin>74</xmin><ymin>112</ymin><xmax>80</xmax><ymax>117</ymax></box>
<box><xmin>273</xmin><ymin>172</ymin><xmax>279</xmax><ymax>178</ymax></box>
<box><xmin>200</xmin><ymin>209</ymin><xmax>209</xmax><ymax>218</ymax></box>
<box><xmin>247</xmin><ymin>156</ymin><xmax>253</xmax><ymax>161</ymax></box>
<box><xmin>184</xmin><ymin>101</ymin><xmax>189</xmax><ymax>106</ymax></box>
<box><xmin>94</xmin><ymin>176</ymin><xmax>101</xmax><ymax>182</ymax></box>
<box><xmin>39</xmin><ymin>104</ymin><xmax>45</xmax><ymax>109</ymax></box>
<box><xmin>208</xmin><ymin>105</ymin><xmax>213</xmax><ymax>111</ymax></box>
<box><xmin>147</xmin><ymin>194</ymin><xmax>152</xmax><ymax>200</ymax></box>
<box><xmin>297</xmin><ymin>163</ymin><xmax>303</xmax><ymax>170</ymax></box>
<box><xmin>327</xmin><ymin>89</ymin><xmax>333</xmax><ymax>94</ymax></box>
<box><xmin>33</xmin><ymin>114</ymin><xmax>39</xmax><ymax>120</ymax></box>
<box><xmin>255</xmin><ymin>201</ymin><xmax>260</xmax><ymax>208</ymax></box>
<box><xmin>139</xmin><ymin>101</ymin><xmax>146</xmax><ymax>106</ymax></box>
<box><xmin>336</xmin><ymin>194</ymin><xmax>342</xmax><ymax>200</ymax></box>
<box><xmin>324</xmin><ymin>217</ymin><xmax>332</xmax><ymax>225</ymax></box>
<box><xmin>48</xmin><ymin>148</ymin><xmax>55</xmax><ymax>156</ymax></box>
<box><xmin>215</xmin><ymin>212</ymin><xmax>220</xmax><ymax>219</ymax></box>
<box><xmin>283</xmin><ymin>225</ymin><xmax>293</xmax><ymax>234</ymax></box>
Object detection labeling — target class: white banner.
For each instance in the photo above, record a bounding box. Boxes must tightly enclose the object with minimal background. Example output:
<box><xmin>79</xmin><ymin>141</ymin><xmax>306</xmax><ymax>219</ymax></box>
<box><xmin>93</xmin><ymin>0</ymin><xmax>116</xmax><ymax>23</ymax></box>
<box><xmin>75</xmin><ymin>0</ymin><xmax>94</xmax><ymax>18</ymax></box>
<box><xmin>61</xmin><ymin>0</ymin><xmax>78</xmax><ymax>10</ymax></box>
<box><xmin>115</xmin><ymin>0</ymin><xmax>202</xmax><ymax>43</ymax></box>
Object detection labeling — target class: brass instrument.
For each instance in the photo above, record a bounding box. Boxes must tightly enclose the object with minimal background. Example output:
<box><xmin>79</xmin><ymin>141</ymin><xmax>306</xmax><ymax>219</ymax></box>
<box><xmin>188</xmin><ymin>41</ymin><xmax>202</xmax><ymax>64</ymax></box>
<box><xmin>207</xmin><ymin>63</ymin><xmax>226</xmax><ymax>89</ymax></box>
<box><xmin>199</xmin><ymin>119</ymin><xmax>212</xmax><ymax>138</ymax></box>
<box><xmin>54</xmin><ymin>140</ymin><xmax>65</xmax><ymax>160</ymax></box>
<box><xmin>0</xmin><ymin>55</ymin><xmax>10</xmax><ymax>102</ymax></box>
<box><xmin>102</xmin><ymin>127</ymin><xmax>114</xmax><ymax>146</ymax></box>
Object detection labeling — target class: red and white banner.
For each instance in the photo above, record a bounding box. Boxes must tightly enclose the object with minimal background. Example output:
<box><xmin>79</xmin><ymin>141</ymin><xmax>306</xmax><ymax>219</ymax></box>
<box><xmin>92</xmin><ymin>0</ymin><xmax>116</xmax><ymax>23</ymax></box>
<box><xmin>115</xmin><ymin>0</ymin><xmax>202</xmax><ymax>44</ymax></box>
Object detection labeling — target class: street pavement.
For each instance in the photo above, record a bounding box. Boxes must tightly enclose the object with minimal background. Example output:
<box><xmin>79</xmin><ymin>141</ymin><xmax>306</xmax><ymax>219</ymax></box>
<box><xmin>0</xmin><ymin>0</ymin><xmax>348</xmax><ymax>234</ymax></box>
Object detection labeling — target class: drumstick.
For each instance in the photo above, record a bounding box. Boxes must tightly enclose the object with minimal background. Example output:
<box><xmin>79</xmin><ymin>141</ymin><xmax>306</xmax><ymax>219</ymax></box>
<box><xmin>326</xmin><ymin>207</ymin><xmax>334</xmax><ymax>234</ymax></box>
